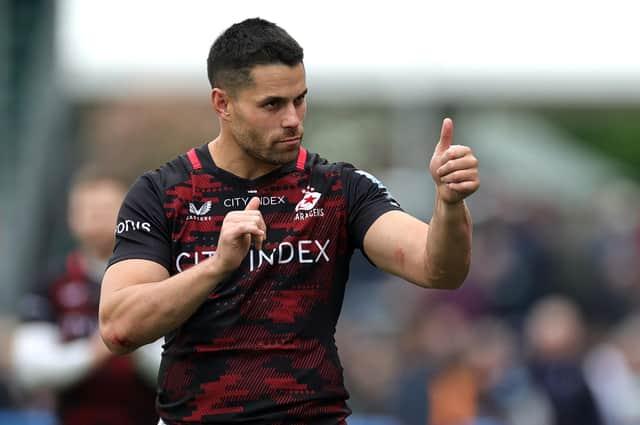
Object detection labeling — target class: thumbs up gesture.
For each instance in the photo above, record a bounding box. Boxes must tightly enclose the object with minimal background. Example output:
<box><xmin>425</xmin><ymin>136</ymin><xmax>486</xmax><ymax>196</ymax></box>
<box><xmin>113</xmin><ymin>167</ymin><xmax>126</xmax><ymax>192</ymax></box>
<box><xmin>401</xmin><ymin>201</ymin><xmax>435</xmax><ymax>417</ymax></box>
<box><xmin>429</xmin><ymin>118</ymin><xmax>479</xmax><ymax>204</ymax></box>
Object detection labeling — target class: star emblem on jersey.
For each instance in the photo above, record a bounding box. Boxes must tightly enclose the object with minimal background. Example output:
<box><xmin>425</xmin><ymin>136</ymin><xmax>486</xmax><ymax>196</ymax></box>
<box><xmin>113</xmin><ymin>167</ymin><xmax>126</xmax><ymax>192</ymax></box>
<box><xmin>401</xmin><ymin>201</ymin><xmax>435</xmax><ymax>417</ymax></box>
<box><xmin>295</xmin><ymin>189</ymin><xmax>321</xmax><ymax>212</ymax></box>
<box><xmin>294</xmin><ymin>187</ymin><xmax>325</xmax><ymax>221</ymax></box>
<box><xmin>189</xmin><ymin>201</ymin><xmax>212</xmax><ymax>216</ymax></box>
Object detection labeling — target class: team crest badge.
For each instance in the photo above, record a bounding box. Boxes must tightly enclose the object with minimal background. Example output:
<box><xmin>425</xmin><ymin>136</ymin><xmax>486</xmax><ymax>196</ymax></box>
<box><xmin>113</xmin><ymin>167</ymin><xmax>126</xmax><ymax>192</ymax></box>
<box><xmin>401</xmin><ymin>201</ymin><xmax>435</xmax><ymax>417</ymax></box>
<box><xmin>295</xmin><ymin>188</ymin><xmax>321</xmax><ymax>211</ymax></box>
<box><xmin>294</xmin><ymin>187</ymin><xmax>325</xmax><ymax>221</ymax></box>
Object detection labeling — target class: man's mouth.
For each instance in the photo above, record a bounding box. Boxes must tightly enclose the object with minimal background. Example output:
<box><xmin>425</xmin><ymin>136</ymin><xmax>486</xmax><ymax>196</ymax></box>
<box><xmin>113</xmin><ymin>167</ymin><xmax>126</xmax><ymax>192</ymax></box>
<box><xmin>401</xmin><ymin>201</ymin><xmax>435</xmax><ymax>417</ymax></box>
<box><xmin>276</xmin><ymin>136</ymin><xmax>301</xmax><ymax>145</ymax></box>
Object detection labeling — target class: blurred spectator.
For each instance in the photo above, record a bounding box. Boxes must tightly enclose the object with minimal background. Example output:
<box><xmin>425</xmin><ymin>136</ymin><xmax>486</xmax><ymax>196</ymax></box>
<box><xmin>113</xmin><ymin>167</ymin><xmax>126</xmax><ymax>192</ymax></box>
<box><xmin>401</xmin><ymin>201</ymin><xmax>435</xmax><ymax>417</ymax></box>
<box><xmin>460</xmin><ymin>214</ymin><xmax>554</xmax><ymax>328</ymax></box>
<box><xmin>8</xmin><ymin>168</ymin><xmax>161</xmax><ymax>425</ymax></box>
<box><xmin>339</xmin><ymin>327</ymin><xmax>399</xmax><ymax>415</ymax></box>
<box><xmin>427</xmin><ymin>357</ymin><xmax>477</xmax><ymax>425</ymax></box>
<box><xmin>585</xmin><ymin>182</ymin><xmax>640</xmax><ymax>325</ymax></box>
<box><xmin>525</xmin><ymin>296</ymin><xmax>603</xmax><ymax>425</ymax></box>
<box><xmin>584</xmin><ymin>315</ymin><xmax>640</xmax><ymax>425</ymax></box>
<box><xmin>465</xmin><ymin>318</ymin><xmax>552</xmax><ymax>425</ymax></box>
<box><xmin>392</xmin><ymin>311</ymin><xmax>553</xmax><ymax>425</ymax></box>
<box><xmin>389</xmin><ymin>302</ymin><xmax>472</xmax><ymax>425</ymax></box>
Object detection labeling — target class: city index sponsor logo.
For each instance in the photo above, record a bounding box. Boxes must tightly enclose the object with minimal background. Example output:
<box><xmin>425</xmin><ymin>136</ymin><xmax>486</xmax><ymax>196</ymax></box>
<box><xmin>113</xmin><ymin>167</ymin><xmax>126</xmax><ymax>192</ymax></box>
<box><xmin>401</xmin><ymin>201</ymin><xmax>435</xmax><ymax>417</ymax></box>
<box><xmin>223</xmin><ymin>196</ymin><xmax>286</xmax><ymax>208</ymax></box>
<box><xmin>185</xmin><ymin>196</ymin><xmax>288</xmax><ymax>221</ymax></box>
<box><xmin>175</xmin><ymin>239</ymin><xmax>331</xmax><ymax>272</ymax></box>
<box><xmin>185</xmin><ymin>197</ymin><xmax>287</xmax><ymax>221</ymax></box>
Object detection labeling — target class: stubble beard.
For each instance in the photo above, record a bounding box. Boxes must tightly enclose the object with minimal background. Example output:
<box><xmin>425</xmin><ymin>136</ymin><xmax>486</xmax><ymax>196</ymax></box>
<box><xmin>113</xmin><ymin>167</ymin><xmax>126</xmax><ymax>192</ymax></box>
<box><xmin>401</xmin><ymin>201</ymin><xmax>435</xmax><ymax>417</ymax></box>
<box><xmin>234</xmin><ymin>125</ymin><xmax>303</xmax><ymax>166</ymax></box>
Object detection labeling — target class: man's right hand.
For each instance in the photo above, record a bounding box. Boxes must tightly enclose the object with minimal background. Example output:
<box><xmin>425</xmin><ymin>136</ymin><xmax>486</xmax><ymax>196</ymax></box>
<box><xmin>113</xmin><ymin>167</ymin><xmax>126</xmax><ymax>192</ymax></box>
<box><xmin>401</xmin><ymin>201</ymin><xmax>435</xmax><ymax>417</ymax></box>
<box><xmin>213</xmin><ymin>197</ymin><xmax>265</xmax><ymax>274</ymax></box>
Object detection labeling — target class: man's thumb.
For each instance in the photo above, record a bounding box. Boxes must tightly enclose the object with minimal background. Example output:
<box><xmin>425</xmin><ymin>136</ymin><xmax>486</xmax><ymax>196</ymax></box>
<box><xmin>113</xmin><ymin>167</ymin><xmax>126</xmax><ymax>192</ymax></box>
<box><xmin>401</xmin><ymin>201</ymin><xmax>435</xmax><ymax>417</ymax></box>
<box><xmin>245</xmin><ymin>196</ymin><xmax>260</xmax><ymax>210</ymax></box>
<box><xmin>436</xmin><ymin>117</ymin><xmax>454</xmax><ymax>153</ymax></box>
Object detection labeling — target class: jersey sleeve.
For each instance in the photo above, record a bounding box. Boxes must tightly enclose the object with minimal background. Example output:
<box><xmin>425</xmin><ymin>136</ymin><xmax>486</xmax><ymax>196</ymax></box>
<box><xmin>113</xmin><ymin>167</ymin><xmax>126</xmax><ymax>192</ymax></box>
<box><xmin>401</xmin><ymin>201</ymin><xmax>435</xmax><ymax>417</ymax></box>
<box><xmin>108</xmin><ymin>172</ymin><xmax>172</xmax><ymax>271</ymax></box>
<box><xmin>342</xmin><ymin>165</ymin><xmax>403</xmax><ymax>250</ymax></box>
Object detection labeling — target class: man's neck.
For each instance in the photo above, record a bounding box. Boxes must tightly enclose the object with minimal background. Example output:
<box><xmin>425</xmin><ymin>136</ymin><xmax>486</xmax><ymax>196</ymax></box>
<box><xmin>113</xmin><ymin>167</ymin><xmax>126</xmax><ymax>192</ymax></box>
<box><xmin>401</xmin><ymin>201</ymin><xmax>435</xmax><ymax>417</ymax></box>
<box><xmin>208</xmin><ymin>135</ymin><xmax>280</xmax><ymax>180</ymax></box>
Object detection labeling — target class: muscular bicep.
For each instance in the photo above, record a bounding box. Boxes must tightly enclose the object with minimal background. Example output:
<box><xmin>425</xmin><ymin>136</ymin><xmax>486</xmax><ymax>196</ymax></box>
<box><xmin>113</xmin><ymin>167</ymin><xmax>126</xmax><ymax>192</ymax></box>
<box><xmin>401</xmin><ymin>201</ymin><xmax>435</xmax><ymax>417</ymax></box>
<box><xmin>102</xmin><ymin>259</ymin><xmax>170</xmax><ymax>294</ymax></box>
<box><xmin>362</xmin><ymin>210</ymin><xmax>430</xmax><ymax>287</ymax></box>
<box><xmin>100</xmin><ymin>259</ymin><xmax>169</xmax><ymax>321</ymax></box>
<box><xmin>99</xmin><ymin>259</ymin><xmax>170</xmax><ymax>352</ymax></box>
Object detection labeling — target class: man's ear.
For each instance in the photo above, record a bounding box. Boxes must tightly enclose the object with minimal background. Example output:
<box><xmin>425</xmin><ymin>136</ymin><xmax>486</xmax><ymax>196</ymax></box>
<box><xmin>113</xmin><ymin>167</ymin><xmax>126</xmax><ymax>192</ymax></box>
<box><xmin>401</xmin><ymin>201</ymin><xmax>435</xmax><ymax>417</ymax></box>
<box><xmin>211</xmin><ymin>88</ymin><xmax>231</xmax><ymax>121</ymax></box>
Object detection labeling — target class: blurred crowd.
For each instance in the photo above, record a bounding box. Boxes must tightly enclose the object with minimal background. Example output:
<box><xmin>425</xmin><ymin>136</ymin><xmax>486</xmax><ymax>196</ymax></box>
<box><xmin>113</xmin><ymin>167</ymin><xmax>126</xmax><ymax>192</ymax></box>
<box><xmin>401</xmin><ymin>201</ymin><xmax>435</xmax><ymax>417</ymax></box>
<box><xmin>336</xmin><ymin>180</ymin><xmax>640</xmax><ymax>425</ymax></box>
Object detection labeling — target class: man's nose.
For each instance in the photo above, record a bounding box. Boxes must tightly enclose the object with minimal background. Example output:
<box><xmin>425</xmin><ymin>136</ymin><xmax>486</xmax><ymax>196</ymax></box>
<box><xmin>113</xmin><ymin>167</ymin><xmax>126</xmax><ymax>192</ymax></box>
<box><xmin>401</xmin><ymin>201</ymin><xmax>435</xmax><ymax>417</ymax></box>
<box><xmin>281</xmin><ymin>103</ymin><xmax>300</xmax><ymax>128</ymax></box>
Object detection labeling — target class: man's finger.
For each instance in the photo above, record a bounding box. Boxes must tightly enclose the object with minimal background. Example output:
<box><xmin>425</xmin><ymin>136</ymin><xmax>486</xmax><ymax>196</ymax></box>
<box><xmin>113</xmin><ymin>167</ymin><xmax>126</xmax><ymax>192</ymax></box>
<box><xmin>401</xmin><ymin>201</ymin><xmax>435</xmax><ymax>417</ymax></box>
<box><xmin>436</xmin><ymin>118</ymin><xmax>454</xmax><ymax>153</ymax></box>
<box><xmin>232</xmin><ymin>222</ymin><xmax>265</xmax><ymax>250</ymax></box>
<box><xmin>445</xmin><ymin>180</ymin><xmax>480</xmax><ymax>194</ymax></box>
<box><xmin>245</xmin><ymin>196</ymin><xmax>260</xmax><ymax>211</ymax></box>
<box><xmin>253</xmin><ymin>234</ymin><xmax>264</xmax><ymax>251</ymax></box>
<box><xmin>254</xmin><ymin>215</ymin><xmax>267</xmax><ymax>242</ymax></box>
<box><xmin>243</xmin><ymin>198</ymin><xmax>265</xmax><ymax>248</ymax></box>
<box><xmin>437</xmin><ymin>153</ymin><xmax>478</xmax><ymax>177</ymax></box>
<box><xmin>440</xmin><ymin>169</ymin><xmax>478</xmax><ymax>184</ymax></box>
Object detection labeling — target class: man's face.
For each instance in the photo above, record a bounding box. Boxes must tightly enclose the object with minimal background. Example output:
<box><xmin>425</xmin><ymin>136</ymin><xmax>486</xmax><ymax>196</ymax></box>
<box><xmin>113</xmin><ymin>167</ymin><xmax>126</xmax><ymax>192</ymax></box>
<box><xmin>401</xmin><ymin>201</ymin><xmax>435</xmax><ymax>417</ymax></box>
<box><xmin>228</xmin><ymin>63</ymin><xmax>307</xmax><ymax>166</ymax></box>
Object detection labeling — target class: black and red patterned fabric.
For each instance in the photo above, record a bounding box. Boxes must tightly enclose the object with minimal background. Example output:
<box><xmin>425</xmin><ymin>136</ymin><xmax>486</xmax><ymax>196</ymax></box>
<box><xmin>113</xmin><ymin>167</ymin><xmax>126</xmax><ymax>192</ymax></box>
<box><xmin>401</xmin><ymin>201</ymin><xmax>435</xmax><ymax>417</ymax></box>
<box><xmin>110</xmin><ymin>144</ymin><xmax>402</xmax><ymax>424</ymax></box>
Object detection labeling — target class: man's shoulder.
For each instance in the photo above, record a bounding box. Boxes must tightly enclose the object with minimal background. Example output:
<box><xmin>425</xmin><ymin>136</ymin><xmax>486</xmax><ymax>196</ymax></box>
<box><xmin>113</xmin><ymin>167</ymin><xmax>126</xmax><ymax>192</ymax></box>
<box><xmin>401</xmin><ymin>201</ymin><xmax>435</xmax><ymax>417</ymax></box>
<box><xmin>305</xmin><ymin>151</ymin><xmax>354</xmax><ymax>174</ymax></box>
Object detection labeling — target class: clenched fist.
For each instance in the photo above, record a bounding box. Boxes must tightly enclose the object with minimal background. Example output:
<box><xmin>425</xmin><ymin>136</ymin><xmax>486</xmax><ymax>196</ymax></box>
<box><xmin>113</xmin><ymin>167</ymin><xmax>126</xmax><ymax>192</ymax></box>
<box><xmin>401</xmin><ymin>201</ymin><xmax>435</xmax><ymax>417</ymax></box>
<box><xmin>215</xmin><ymin>197</ymin><xmax>266</xmax><ymax>274</ymax></box>
<box><xmin>429</xmin><ymin>118</ymin><xmax>479</xmax><ymax>204</ymax></box>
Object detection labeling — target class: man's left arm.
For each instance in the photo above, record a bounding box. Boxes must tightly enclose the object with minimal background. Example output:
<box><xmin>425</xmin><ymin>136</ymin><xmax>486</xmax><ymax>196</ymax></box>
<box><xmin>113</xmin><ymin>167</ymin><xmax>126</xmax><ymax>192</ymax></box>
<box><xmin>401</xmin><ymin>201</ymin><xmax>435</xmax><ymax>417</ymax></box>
<box><xmin>362</xmin><ymin>118</ymin><xmax>479</xmax><ymax>289</ymax></box>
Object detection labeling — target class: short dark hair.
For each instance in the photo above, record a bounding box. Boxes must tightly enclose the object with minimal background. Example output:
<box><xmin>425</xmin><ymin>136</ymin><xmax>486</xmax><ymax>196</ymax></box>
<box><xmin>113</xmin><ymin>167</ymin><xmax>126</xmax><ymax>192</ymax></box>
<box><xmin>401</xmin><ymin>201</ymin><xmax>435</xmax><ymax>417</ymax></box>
<box><xmin>206</xmin><ymin>18</ymin><xmax>304</xmax><ymax>95</ymax></box>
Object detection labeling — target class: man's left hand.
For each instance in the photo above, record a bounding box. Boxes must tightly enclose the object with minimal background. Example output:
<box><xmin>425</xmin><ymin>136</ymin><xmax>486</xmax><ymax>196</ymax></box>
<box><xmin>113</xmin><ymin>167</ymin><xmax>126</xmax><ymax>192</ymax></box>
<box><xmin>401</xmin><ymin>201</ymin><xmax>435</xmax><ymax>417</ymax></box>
<box><xmin>429</xmin><ymin>118</ymin><xmax>480</xmax><ymax>204</ymax></box>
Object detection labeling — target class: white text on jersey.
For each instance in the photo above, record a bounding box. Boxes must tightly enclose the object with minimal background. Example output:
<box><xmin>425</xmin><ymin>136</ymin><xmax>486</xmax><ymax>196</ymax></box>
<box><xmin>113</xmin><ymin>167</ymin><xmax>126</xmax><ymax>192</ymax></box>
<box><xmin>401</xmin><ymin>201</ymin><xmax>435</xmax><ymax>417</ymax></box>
<box><xmin>175</xmin><ymin>240</ymin><xmax>331</xmax><ymax>273</ymax></box>
<box><xmin>224</xmin><ymin>196</ymin><xmax>286</xmax><ymax>208</ymax></box>
<box><xmin>116</xmin><ymin>220</ymin><xmax>151</xmax><ymax>234</ymax></box>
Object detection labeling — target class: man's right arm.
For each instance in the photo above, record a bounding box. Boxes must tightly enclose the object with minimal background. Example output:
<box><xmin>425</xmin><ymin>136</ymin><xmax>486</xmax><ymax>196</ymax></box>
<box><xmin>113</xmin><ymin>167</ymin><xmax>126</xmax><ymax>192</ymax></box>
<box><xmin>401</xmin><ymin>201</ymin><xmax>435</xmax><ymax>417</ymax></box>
<box><xmin>99</xmin><ymin>196</ymin><xmax>266</xmax><ymax>355</ymax></box>
<box><xmin>99</xmin><ymin>257</ymin><xmax>227</xmax><ymax>355</ymax></box>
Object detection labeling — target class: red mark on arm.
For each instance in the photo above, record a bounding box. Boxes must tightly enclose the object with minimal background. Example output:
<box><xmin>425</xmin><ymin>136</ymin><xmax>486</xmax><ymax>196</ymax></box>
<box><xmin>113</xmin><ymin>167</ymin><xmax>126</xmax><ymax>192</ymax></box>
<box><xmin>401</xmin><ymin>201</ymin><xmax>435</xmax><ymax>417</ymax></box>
<box><xmin>394</xmin><ymin>248</ymin><xmax>406</xmax><ymax>268</ymax></box>
<box><xmin>113</xmin><ymin>335</ymin><xmax>134</xmax><ymax>349</ymax></box>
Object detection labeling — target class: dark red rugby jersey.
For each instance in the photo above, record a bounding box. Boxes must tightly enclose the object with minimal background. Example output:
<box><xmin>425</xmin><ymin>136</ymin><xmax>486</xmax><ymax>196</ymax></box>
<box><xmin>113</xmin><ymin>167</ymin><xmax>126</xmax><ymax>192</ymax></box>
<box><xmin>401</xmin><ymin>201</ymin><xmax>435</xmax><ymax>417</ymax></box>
<box><xmin>109</xmin><ymin>144</ymin><xmax>402</xmax><ymax>424</ymax></box>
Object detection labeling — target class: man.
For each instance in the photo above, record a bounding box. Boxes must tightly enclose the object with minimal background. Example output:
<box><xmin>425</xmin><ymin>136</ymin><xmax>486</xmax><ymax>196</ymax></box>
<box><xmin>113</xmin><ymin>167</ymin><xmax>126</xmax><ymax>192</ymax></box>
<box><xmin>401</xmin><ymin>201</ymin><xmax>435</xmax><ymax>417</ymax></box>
<box><xmin>11</xmin><ymin>169</ymin><xmax>160</xmax><ymax>425</ymax></box>
<box><xmin>99</xmin><ymin>18</ymin><xmax>479</xmax><ymax>425</ymax></box>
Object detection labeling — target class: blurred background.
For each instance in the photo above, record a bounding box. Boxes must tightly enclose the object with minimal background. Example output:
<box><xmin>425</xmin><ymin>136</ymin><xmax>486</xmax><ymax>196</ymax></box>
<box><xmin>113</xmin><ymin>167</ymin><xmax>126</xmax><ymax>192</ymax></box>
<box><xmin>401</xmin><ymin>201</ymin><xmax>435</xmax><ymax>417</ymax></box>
<box><xmin>2</xmin><ymin>1</ymin><xmax>640</xmax><ymax>424</ymax></box>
